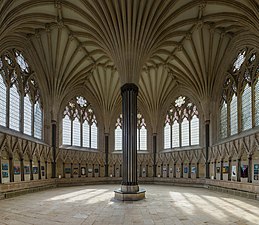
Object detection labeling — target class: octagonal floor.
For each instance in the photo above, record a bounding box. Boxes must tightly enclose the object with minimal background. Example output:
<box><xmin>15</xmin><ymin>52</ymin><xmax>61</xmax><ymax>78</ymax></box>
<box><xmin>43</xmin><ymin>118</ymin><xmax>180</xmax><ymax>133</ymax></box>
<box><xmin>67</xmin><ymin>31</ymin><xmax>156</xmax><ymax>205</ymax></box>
<box><xmin>0</xmin><ymin>184</ymin><xmax>259</xmax><ymax>225</ymax></box>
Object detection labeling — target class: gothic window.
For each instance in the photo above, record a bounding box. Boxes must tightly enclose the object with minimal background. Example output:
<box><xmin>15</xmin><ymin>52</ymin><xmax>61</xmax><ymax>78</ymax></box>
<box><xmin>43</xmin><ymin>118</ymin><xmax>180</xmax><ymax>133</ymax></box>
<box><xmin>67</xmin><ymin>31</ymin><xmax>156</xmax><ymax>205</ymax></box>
<box><xmin>114</xmin><ymin>115</ymin><xmax>122</xmax><ymax>150</ymax></box>
<box><xmin>91</xmin><ymin>121</ymin><xmax>98</xmax><ymax>149</ymax></box>
<box><xmin>24</xmin><ymin>94</ymin><xmax>32</xmax><ymax>135</ymax></box>
<box><xmin>164</xmin><ymin>96</ymin><xmax>199</xmax><ymax>149</ymax></box>
<box><xmin>0</xmin><ymin>50</ymin><xmax>43</xmax><ymax>139</ymax></box>
<box><xmin>172</xmin><ymin>120</ymin><xmax>180</xmax><ymax>147</ymax></box>
<box><xmin>114</xmin><ymin>113</ymin><xmax>147</xmax><ymax>151</ymax></box>
<box><xmin>62</xmin><ymin>115</ymin><xmax>71</xmax><ymax>145</ymax></box>
<box><xmin>241</xmin><ymin>84</ymin><xmax>252</xmax><ymax>131</ymax></box>
<box><xmin>83</xmin><ymin>121</ymin><xmax>90</xmax><ymax>147</ymax></box>
<box><xmin>72</xmin><ymin>117</ymin><xmax>81</xmax><ymax>146</ymax></box>
<box><xmin>62</xmin><ymin>96</ymin><xmax>98</xmax><ymax>149</ymax></box>
<box><xmin>34</xmin><ymin>101</ymin><xmax>42</xmax><ymax>139</ymax></box>
<box><xmin>0</xmin><ymin>71</ymin><xmax>6</xmax><ymax>126</ymax></box>
<box><xmin>137</xmin><ymin>113</ymin><xmax>147</xmax><ymax>151</ymax></box>
<box><xmin>219</xmin><ymin>48</ymin><xmax>259</xmax><ymax>140</ymax></box>
<box><xmin>9</xmin><ymin>84</ymin><xmax>20</xmax><ymax>131</ymax></box>
<box><xmin>230</xmin><ymin>95</ymin><xmax>238</xmax><ymax>135</ymax></box>
<box><xmin>220</xmin><ymin>102</ymin><xmax>227</xmax><ymax>139</ymax></box>
<box><xmin>191</xmin><ymin>114</ymin><xmax>199</xmax><ymax>145</ymax></box>
<box><xmin>164</xmin><ymin>122</ymin><xmax>171</xmax><ymax>149</ymax></box>
<box><xmin>181</xmin><ymin>117</ymin><xmax>189</xmax><ymax>147</ymax></box>
<box><xmin>255</xmin><ymin>79</ymin><xmax>259</xmax><ymax>126</ymax></box>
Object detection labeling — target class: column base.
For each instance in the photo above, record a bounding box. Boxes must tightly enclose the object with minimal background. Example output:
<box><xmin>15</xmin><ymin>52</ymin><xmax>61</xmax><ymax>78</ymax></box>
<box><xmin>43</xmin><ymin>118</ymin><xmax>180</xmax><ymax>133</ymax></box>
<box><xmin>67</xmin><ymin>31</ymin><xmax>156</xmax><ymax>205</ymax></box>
<box><xmin>114</xmin><ymin>185</ymin><xmax>146</xmax><ymax>201</ymax></box>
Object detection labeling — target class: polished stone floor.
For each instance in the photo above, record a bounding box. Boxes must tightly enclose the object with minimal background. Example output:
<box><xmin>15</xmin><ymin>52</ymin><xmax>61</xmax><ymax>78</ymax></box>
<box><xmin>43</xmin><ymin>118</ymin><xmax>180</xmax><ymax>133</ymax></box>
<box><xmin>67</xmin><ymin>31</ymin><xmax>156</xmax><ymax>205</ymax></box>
<box><xmin>0</xmin><ymin>184</ymin><xmax>259</xmax><ymax>225</ymax></box>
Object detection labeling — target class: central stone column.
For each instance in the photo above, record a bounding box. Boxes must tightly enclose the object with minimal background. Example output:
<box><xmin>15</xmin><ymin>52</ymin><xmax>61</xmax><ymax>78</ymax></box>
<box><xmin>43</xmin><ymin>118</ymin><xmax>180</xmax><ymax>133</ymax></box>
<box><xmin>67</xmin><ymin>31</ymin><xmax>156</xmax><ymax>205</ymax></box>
<box><xmin>114</xmin><ymin>83</ymin><xmax>145</xmax><ymax>201</ymax></box>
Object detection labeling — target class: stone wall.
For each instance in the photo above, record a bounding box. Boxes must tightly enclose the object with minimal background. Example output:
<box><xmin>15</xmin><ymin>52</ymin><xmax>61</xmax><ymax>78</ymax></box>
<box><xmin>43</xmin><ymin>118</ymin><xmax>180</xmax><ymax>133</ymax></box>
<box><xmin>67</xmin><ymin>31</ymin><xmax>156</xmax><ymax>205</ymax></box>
<box><xmin>1</xmin><ymin>131</ymin><xmax>259</xmax><ymax>199</ymax></box>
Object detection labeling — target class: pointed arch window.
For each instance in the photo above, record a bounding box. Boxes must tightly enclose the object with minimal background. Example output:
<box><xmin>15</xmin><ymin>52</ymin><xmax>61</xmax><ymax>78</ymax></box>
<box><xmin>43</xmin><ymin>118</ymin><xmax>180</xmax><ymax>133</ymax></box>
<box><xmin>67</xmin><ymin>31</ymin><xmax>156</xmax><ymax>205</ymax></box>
<box><xmin>62</xmin><ymin>96</ymin><xmax>98</xmax><ymax>149</ymax></box>
<box><xmin>137</xmin><ymin>113</ymin><xmax>147</xmax><ymax>151</ymax></box>
<box><xmin>191</xmin><ymin>115</ymin><xmax>199</xmax><ymax>145</ymax></box>
<box><xmin>181</xmin><ymin>117</ymin><xmax>189</xmax><ymax>147</ymax></box>
<box><xmin>164</xmin><ymin>96</ymin><xmax>199</xmax><ymax>149</ymax></box>
<box><xmin>115</xmin><ymin>115</ymin><xmax>122</xmax><ymax>151</ymax></box>
<box><xmin>220</xmin><ymin>101</ymin><xmax>227</xmax><ymax>139</ymax></box>
<box><xmin>62</xmin><ymin>115</ymin><xmax>71</xmax><ymax>145</ymax></box>
<box><xmin>9</xmin><ymin>84</ymin><xmax>20</xmax><ymax>131</ymax></box>
<box><xmin>91</xmin><ymin>120</ymin><xmax>98</xmax><ymax>149</ymax></box>
<box><xmin>164</xmin><ymin>122</ymin><xmax>171</xmax><ymax>149</ymax></box>
<box><xmin>0</xmin><ymin>50</ymin><xmax>43</xmax><ymax>139</ymax></box>
<box><xmin>72</xmin><ymin>117</ymin><xmax>81</xmax><ymax>146</ymax></box>
<box><xmin>114</xmin><ymin>113</ymin><xmax>148</xmax><ymax>151</ymax></box>
<box><xmin>230</xmin><ymin>95</ymin><xmax>238</xmax><ymax>135</ymax></box>
<box><xmin>34</xmin><ymin>101</ymin><xmax>42</xmax><ymax>139</ymax></box>
<box><xmin>24</xmin><ymin>94</ymin><xmax>32</xmax><ymax>135</ymax></box>
<box><xmin>241</xmin><ymin>84</ymin><xmax>252</xmax><ymax>131</ymax></box>
<box><xmin>0</xmin><ymin>72</ymin><xmax>6</xmax><ymax>126</ymax></box>
<box><xmin>255</xmin><ymin>79</ymin><xmax>259</xmax><ymax>126</ymax></box>
<box><xmin>219</xmin><ymin>49</ymin><xmax>259</xmax><ymax>140</ymax></box>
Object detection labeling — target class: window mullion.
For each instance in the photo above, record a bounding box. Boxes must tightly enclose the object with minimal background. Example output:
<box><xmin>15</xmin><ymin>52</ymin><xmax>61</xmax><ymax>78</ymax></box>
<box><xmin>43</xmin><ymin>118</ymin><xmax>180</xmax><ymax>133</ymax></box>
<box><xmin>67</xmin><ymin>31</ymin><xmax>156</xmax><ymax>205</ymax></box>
<box><xmin>171</xmin><ymin>123</ymin><xmax>173</xmax><ymax>148</ymax></box>
<box><xmin>89</xmin><ymin>123</ymin><xmax>91</xmax><ymax>148</ymax></box>
<box><xmin>179</xmin><ymin>121</ymin><xmax>182</xmax><ymax>147</ymax></box>
<box><xmin>251</xmin><ymin>84</ymin><xmax>255</xmax><ymax>128</ymax></box>
<box><xmin>20</xmin><ymin>91</ymin><xmax>24</xmax><ymax>133</ymax></box>
<box><xmin>189</xmin><ymin>119</ymin><xmax>191</xmax><ymax>146</ymax></box>
<box><xmin>70</xmin><ymin>120</ymin><xmax>73</xmax><ymax>146</ymax></box>
<box><xmin>80</xmin><ymin>121</ymin><xmax>83</xmax><ymax>147</ymax></box>
<box><xmin>32</xmin><ymin>102</ymin><xmax>35</xmax><ymax>137</ymax></box>
<box><xmin>6</xmin><ymin>86</ymin><xmax>10</xmax><ymax>128</ymax></box>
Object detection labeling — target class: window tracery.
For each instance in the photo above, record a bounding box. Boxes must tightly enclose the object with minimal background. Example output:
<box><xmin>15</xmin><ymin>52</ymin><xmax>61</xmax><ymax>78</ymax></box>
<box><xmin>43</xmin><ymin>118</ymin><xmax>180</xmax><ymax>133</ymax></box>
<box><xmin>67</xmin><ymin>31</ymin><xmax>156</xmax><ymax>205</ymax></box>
<box><xmin>114</xmin><ymin>113</ymin><xmax>147</xmax><ymax>151</ymax></box>
<box><xmin>219</xmin><ymin>48</ymin><xmax>259</xmax><ymax>139</ymax></box>
<box><xmin>0</xmin><ymin>49</ymin><xmax>43</xmax><ymax>139</ymax></box>
<box><xmin>62</xmin><ymin>96</ymin><xmax>98</xmax><ymax>149</ymax></box>
<box><xmin>164</xmin><ymin>96</ymin><xmax>199</xmax><ymax>149</ymax></box>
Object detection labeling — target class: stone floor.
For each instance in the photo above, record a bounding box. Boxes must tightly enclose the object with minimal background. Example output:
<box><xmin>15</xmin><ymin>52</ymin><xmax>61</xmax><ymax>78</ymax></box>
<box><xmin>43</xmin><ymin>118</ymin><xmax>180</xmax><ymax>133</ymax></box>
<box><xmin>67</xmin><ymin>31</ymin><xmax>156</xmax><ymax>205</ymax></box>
<box><xmin>0</xmin><ymin>184</ymin><xmax>259</xmax><ymax>225</ymax></box>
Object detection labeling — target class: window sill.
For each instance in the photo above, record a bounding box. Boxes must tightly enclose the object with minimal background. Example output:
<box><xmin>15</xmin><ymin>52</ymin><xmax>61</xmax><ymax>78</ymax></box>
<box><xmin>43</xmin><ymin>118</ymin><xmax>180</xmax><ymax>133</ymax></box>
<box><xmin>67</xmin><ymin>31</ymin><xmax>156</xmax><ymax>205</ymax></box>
<box><xmin>216</xmin><ymin>126</ymin><xmax>259</xmax><ymax>146</ymax></box>
<box><xmin>0</xmin><ymin>126</ymin><xmax>46</xmax><ymax>145</ymax></box>
<box><xmin>59</xmin><ymin>145</ymin><xmax>99</xmax><ymax>152</ymax></box>
<box><xmin>161</xmin><ymin>145</ymin><xmax>202</xmax><ymax>153</ymax></box>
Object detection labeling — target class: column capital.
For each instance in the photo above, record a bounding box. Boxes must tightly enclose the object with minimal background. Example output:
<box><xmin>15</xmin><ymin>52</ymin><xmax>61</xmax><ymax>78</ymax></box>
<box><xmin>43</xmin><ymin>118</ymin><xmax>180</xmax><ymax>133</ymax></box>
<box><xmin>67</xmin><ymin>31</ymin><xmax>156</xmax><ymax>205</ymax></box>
<box><xmin>121</xmin><ymin>83</ymin><xmax>138</xmax><ymax>95</ymax></box>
